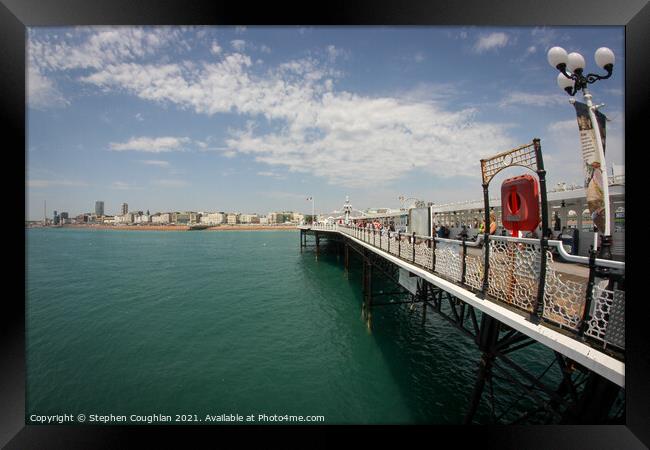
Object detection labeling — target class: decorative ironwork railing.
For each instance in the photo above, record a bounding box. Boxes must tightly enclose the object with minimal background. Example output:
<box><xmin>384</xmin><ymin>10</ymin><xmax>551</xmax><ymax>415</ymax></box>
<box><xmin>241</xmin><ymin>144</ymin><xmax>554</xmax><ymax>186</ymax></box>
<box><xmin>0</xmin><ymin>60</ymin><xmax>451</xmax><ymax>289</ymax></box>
<box><xmin>306</xmin><ymin>223</ymin><xmax>625</xmax><ymax>353</ymax></box>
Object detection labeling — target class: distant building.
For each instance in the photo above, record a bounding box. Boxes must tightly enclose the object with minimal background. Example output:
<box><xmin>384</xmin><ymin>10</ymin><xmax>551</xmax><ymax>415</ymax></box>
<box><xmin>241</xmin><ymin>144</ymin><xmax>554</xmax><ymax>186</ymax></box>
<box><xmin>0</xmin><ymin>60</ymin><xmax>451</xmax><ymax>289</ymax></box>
<box><xmin>152</xmin><ymin>213</ymin><xmax>172</xmax><ymax>224</ymax></box>
<box><xmin>239</xmin><ymin>214</ymin><xmax>259</xmax><ymax>224</ymax></box>
<box><xmin>188</xmin><ymin>212</ymin><xmax>201</xmax><ymax>224</ymax></box>
<box><xmin>175</xmin><ymin>213</ymin><xmax>191</xmax><ymax>224</ymax></box>
<box><xmin>226</xmin><ymin>213</ymin><xmax>239</xmax><ymax>225</ymax></box>
<box><xmin>53</xmin><ymin>210</ymin><xmax>60</xmax><ymax>225</ymax></box>
<box><xmin>95</xmin><ymin>201</ymin><xmax>104</xmax><ymax>216</ymax></box>
<box><xmin>59</xmin><ymin>212</ymin><xmax>70</xmax><ymax>224</ymax></box>
<box><xmin>200</xmin><ymin>212</ymin><xmax>226</xmax><ymax>225</ymax></box>
<box><xmin>269</xmin><ymin>212</ymin><xmax>291</xmax><ymax>224</ymax></box>
<box><xmin>259</xmin><ymin>216</ymin><xmax>269</xmax><ymax>225</ymax></box>
<box><xmin>121</xmin><ymin>203</ymin><xmax>128</xmax><ymax>215</ymax></box>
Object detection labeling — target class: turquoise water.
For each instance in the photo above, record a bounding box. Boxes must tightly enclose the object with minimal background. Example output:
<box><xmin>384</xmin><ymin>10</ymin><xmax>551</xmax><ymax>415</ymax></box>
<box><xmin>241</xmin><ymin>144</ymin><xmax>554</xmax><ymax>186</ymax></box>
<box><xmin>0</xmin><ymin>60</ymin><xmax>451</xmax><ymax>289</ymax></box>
<box><xmin>26</xmin><ymin>228</ymin><xmax>557</xmax><ymax>424</ymax></box>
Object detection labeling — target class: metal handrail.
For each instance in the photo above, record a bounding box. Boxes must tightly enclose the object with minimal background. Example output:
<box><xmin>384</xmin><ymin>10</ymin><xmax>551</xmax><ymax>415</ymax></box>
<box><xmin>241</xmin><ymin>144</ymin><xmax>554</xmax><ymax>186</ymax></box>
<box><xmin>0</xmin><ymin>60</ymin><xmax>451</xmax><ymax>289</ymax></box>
<box><xmin>309</xmin><ymin>222</ymin><xmax>625</xmax><ymax>352</ymax></box>
<box><xmin>317</xmin><ymin>224</ymin><xmax>624</xmax><ymax>269</ymax></box>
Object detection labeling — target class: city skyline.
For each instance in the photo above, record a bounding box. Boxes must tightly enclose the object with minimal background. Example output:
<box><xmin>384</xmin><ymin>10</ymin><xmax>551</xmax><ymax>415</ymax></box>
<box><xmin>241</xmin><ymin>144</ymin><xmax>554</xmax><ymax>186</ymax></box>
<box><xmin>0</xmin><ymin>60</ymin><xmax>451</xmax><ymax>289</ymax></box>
<box><xmin>26</xmin><ymin>26</ymin><xmax>625</xmax><ymax>220</ymax></box>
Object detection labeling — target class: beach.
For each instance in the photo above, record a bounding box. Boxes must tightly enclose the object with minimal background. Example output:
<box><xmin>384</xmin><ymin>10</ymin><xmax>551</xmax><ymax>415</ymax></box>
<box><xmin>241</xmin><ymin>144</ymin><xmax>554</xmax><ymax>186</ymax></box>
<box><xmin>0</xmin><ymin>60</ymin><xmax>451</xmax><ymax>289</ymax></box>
<box><xmin>59</xmin><ymin>224</ymin><xmax>296</xmax><ymax>231</ymax></box>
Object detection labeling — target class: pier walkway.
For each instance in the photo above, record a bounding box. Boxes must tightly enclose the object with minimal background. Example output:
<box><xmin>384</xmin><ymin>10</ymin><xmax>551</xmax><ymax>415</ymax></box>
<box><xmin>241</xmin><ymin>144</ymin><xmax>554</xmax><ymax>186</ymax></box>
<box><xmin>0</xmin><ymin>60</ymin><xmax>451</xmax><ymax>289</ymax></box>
<box><xmin>298</xmin><ymin>223</ymin><xmax>625</xmax><ymax>388</ymax></box>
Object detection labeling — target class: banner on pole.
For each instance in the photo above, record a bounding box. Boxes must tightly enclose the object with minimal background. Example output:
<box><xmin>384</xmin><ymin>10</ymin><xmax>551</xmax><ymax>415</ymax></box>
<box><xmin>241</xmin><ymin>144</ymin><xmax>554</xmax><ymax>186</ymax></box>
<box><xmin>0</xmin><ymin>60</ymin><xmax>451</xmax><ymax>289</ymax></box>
<box><xmin>573</xmin><ymin>101</ymin><xmax>607</xmax><ymax>232</ymax></box>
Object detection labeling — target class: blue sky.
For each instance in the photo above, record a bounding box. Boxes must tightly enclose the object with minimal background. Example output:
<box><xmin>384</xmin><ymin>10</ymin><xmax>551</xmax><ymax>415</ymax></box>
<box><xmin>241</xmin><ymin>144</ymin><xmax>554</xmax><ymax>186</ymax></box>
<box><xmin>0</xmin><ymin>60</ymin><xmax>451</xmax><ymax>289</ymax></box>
<box><xmin>26</xmin><ymin>26</ymin><xmax>624</xmax><ymax>219</ymax></box>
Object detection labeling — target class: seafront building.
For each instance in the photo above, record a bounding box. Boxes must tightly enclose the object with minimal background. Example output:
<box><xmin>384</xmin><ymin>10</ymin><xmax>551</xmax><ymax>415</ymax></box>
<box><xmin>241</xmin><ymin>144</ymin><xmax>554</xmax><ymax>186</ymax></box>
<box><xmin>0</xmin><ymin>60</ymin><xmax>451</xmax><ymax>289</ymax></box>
<box><xmin>200</xmin><ymin>212</ymin><xmax>226</xmax><ymax>225</ymax></box>
<box><xmin>37</xmin><ymin>206</ymin><xmax>309</xmax><ymax>227</ymax></box>
<box><xmin>239</xmin><ymin>214</ymin><xmax>259</xmax><ymax>224</ymax></box>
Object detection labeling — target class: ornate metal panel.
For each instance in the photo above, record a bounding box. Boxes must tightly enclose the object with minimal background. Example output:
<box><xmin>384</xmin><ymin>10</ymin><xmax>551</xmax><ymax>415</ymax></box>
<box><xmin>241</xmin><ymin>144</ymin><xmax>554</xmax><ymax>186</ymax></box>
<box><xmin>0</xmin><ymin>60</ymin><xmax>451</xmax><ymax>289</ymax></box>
<box><xmin>605</xmin><ymin>289</ymin><xmax>625</xmax><ymax>349</ymax></box>
<box><xmin>435</xmin><ymin>242</ymin><xmax>463</xmax><ymax>282</ymax></box>
<box><xmin>389</xmin><ymin>235</ymin><xmax>399</xmax><ymax>256</ymax></box>
<box><xmin>481</xmin><ymin>142</ymin><xmax>538</xmax><ymax>185</ymax></box>
<box><xmin>542</xmin><ymin>252</ymin><xmax>586</xmax><ymax>330</ymax></box>
<box><xmin>465</xmin><ymin>249</ymin><xmax>484</xmax><ymax>290</ymax></box>
<box><xmin>414</xmin><ymin>240</ymin><xmax>433</xmax><ymax>269</ymax></box>
<box><xmin>400</xmin><ymin>238</ymin><xmax>413</xmax><ymax>260</ymax></box>
<box><xmin>486</xmin><ymin>240</ymin><xmax>539</xmax><ymax>312</ymax></box>
<box><xmin>380</xmin><ymin>234</ymin><xmax>388</xmax><ymax>252</ymax></box>
<box><xmin>585</xmin><ymin>285</ymin><xmax>625</xmax><ymax>349</ymax></box>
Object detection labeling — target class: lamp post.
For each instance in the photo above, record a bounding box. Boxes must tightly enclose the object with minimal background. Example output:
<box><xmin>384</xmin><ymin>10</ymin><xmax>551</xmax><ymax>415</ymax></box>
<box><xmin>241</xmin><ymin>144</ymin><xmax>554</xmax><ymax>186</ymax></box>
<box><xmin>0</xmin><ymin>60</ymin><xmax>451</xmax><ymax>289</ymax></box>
<box><xmin>547</xmin><ymin>46</ymin><xmax>615</xmax><ymax>259</ymax></box>
<box><xmin>306</xmin><ymin>196</ymin><xmax>315</xmax><ymax>224</ymax></box>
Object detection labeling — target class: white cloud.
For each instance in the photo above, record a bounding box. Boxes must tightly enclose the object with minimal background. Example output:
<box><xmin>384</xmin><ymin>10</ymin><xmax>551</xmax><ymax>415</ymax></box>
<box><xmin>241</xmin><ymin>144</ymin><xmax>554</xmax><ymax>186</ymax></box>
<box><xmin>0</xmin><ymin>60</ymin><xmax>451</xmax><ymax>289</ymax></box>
<box><xmin>260</xmin><ymin>45</ymin><xmax>271</xmax><ymax>54</ymax></box>
<box><xmin>547</xmin><ymin>119</ymin><xmax>577</xmax><ymax>134</ymax></box>
<box><xmin>27</xmin><ymin>66</ymin><xmax>69</xmax><ymax>110</ymax></box>
<box><xmin>45</xmin><ymin>32</ymin><xmax>515</xmax><ymax>188</ymax></box>
<box><xmin>109</xmin><ymin>136</ymin><xmax>190</xmax><ymax>152</ymax></box>
<box><xmin>414</xmin><ymin>52</ymin><xmax>425</xmax><ymax>63</ymax></box>
<box><xmin>27</xmin><ymin>179</ymin><xmax>87</xmax><ymax>188</ymax></box>
<box><xmin>139</xmin><ymin>159</ymin><xmax>170</xmax><ymax>167</ymax></box>
<box><xmin>29</xmin><ymin>27</ymin><xmax>186</xmax><ymax>73</ymax></box>
<box><xmin>473</xmin><ymin>32</ymin><xmax>510</xmax><ymax>53</ymax></box>
<box><xmin>110</xmin><ymin>181</ymin><xmax>136</xmax><ymax>190</ymax></box>
<box><xmin>210</xmin><ymin>41</ymin><xmax>222</xmax><ymax>55</ymax></box>
<box><xmin>257</xmin><ymin>171</ymin><xmax>286</xmax><ymax>180</ymax></box>
<box><xmin>530</xmin><ymin>27</ymin><xmax>570</xmax><ymax>53</ymax></box>
<box><xmin>153</xmin><ymin>179</ymin><xmax>188</xmax><ymax>187</ymax></box>
<box><xmin>231</xmin><ymin>40</ymin><xmax>246</xmax><ymax>52</ymax></box>
<box><xmin>235</xmin><ymin>26</ymin><xmax>247</xmax><ymax>34</ymax></box>
<box><xmin>499</xmin><ymin>91</ymin><xmax>568</xmax><ymax>108</ymax></box>
<box><xmin>326</xmin><ymin>45</ymin><xmax>340</xmax><ymax>62</ymax></box>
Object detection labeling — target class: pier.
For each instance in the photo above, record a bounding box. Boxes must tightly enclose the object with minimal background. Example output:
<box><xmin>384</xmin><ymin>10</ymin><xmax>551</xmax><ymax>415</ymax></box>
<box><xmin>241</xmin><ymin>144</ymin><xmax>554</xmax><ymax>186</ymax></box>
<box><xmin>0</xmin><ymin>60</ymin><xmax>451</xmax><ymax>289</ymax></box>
<box><xmin>297</xmin><ymin>140</ymin><xmax>625</xmax><ymax>424</ymax></box>
<box><xmin>299</xmin><ymin>223</ymin><xmax>624</xmax><ymax>423</ymax></box>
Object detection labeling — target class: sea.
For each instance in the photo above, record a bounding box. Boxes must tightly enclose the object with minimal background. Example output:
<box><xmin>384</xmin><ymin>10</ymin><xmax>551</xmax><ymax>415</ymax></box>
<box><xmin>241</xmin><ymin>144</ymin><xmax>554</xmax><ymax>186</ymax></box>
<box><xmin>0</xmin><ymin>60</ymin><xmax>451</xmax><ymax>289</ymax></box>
<box><xmin>26</xmin><ymin>227</ymin><xmax>562</xmax><ymax>425</ymax></box>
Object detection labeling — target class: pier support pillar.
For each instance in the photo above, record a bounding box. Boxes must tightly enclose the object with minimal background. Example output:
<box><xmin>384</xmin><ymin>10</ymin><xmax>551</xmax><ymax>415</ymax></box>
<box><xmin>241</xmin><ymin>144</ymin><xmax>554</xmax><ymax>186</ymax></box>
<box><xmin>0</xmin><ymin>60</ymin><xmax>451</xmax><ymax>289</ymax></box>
<box><xmin>464</xmin><ymin>314</ymin><xmax>500</xmax><ymax>424</ymax></box>
<box><xmin>344</xmin><ymin>242</ymin><xmax>350</xmax><ymax>273</ymax></box>
<box><xmin>315</xmin><ymin>232</ymin><xmax>320</xmax><ymax>257</ymax></box>
<box><xmin>420</xmin><ymin>280</ymin><xmax>428</xmax><ymax>324</ymax></box>
<box><xmin>300</xmin><ymin>229</ymin><xmax>304</xmax><ymax>252</ymax></box>
<box><xmin>362</xmin><ymin>254</ymin><xmax>373</xmax><ymax>329</ymax></box>
<box><xmin>560</xmin><ymin>372</ymin><xmax>621</xmax><ymax>424</ymax></box>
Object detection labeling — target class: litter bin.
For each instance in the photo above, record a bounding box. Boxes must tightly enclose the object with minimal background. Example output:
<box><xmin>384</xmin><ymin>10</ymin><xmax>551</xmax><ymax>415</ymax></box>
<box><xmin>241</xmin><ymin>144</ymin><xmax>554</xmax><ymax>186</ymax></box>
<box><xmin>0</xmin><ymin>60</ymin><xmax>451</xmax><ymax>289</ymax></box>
<box><xmin>560</xmin><ymin>235</ymin><xmax>574</xmax><ymax>255</ymax></box>
<box><xmin>560</xmin><ymin>228</ymin><xmax>580</xmax><ymax>255</ymax></box>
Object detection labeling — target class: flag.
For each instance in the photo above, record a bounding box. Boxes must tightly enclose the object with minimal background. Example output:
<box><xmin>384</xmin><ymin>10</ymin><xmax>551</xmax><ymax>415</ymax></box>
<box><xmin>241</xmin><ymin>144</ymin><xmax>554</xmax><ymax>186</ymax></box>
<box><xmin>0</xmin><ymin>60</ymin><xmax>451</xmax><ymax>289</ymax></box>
<box><xmin>573</xmin><ymin>101</ymin><xmax>607</xmax><ymax>232</ymax></box>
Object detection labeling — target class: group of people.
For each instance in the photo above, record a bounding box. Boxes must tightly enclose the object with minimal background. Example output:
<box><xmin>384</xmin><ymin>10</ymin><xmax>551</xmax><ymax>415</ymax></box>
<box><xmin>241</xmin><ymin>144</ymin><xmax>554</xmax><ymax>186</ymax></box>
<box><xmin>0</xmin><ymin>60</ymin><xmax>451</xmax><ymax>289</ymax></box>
<box><xmin>435</xmin><ymin>211</ymin><xmax>498</xmax><ymax>240</ymax></box>
<box><xmin>354</xmin><ymin>219</ymin><xmax>396</xmax><ymax>234</ymax></box>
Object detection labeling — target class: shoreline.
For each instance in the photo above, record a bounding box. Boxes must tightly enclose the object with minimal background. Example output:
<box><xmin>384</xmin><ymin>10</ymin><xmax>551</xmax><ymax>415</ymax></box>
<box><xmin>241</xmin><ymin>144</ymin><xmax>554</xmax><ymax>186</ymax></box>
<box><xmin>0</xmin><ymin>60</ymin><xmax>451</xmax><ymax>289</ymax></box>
<box><xmin>31</xmin><ymin>224</ymin><xmax>297</xmax><ymax>232</ymax></box>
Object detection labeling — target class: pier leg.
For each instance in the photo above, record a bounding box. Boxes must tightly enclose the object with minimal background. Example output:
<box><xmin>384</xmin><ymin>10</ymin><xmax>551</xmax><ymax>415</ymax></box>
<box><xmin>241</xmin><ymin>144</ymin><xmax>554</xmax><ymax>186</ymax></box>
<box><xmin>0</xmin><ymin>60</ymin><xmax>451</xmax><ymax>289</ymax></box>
<box><xmin>315</xmin><ymin>232</ymin><xmax>320</xmax><ymax>258</ymax></box>
<box><xmin>464</xmin><ymin>314</ymin><xmax>500</xmax><ymax>424</ymax></box>
<box><xmin>464</xmin><ymin>352</ymin><xmax>495</xmax><ymax>424</ymax></box>
<box><xmin>300</xmin><ymin>230</ymin><xmax>304</xmax><ymax>252</ymax></box>
<box><xmin>362</xmin><ymin>256</ymin><xmax>373</xmax><ymax>330</ymax></box>
<box><xmin>560</xmin><ymin>372</ymin><xmax>621</xmax><ymax>424</ymax></box>
<box><xmin>420</xmin><ymin>280</ymin><xmax>428</xmax><ymax>325</ymax></box>
<box><xmin>344</xmin><ymin>242</ymin><xmax>349</xmax><ymax>273</ymax></box>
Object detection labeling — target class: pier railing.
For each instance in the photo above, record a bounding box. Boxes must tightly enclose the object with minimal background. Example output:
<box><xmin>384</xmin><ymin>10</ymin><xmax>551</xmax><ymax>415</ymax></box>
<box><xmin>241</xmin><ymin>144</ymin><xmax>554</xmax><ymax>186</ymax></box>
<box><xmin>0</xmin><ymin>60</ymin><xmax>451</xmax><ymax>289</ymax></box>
<box><xmin>307</xmin><ymin>223</ymin><xmax>625</xmax><ymax>353</ymax></box>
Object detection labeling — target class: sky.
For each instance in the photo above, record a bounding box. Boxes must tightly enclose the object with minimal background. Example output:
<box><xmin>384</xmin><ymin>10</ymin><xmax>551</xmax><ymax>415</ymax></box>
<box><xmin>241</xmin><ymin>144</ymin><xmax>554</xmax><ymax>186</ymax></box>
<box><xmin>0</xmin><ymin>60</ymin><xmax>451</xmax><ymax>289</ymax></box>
<box><xmin>26</xmin><ymin>26</ymin><xmax>625</xmax><ymax>219</ymax></box>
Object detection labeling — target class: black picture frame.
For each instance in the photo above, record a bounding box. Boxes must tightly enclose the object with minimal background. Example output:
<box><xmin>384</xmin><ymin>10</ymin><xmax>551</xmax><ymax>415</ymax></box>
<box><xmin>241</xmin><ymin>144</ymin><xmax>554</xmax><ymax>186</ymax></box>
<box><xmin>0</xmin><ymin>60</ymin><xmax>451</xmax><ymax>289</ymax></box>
<box><xmin>4</xmin><ymin>0</ymin><xmax>648</xmax><ymax>447</ymax></box>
